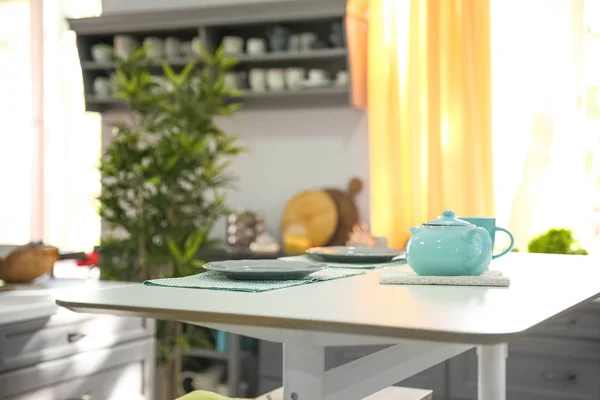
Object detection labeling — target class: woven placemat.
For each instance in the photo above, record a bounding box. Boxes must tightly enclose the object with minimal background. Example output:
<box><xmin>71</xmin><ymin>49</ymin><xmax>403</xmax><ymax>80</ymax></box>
<box><xmin>144</xmin><ymin>269</ymin><xmax>365</xmax><ymax>293</ymax></box>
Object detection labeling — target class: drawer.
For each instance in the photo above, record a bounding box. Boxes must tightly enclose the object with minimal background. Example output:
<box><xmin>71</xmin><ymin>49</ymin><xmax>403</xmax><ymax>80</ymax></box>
<box><xmin>6</xmin><ymin>361</ymin><xmax>144</xmax><ymax>400</ymax></box>
<box><xmin>531</xmin><ymin>304</ymin><xmax>600</xmax><ymax>340</ymax></box>
<box><xmin>448</xmin><ymin>337</ymin><xmax>600</xmax><ymax>400</ymax></box>
<box><xmin>0</xmin><ymin>309</ymin><xmax>154</xmax><ymax>372</ymax></box>
<box><xmin>0</xmin><ymin>337</ymin><xmax>155</xmax><ymax>398</ymax></box>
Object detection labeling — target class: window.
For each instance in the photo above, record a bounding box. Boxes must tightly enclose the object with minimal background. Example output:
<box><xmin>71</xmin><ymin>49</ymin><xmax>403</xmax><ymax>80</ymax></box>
<box><xmin>0</xmin><ymin>0</ymin><xmax>102</xmax><ymax>251</ymax></box>
<box><xmin>492</xmin><ymin>0</ymin><xmax>593</xmax><ymax>252</ymax></box>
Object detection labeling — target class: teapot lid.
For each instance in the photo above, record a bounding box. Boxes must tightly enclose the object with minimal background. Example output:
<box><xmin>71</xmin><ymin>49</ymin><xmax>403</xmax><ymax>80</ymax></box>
<box><xmin>424</xmin><ymin>210</ymin><xmax>472</xmax><ymax>226</ymax></box>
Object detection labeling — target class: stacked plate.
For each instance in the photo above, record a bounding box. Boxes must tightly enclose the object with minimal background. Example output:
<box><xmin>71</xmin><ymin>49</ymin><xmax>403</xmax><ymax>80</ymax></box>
<box><xmin>204</xmin><ymin>260</ymin><xmax>325</xmax><ymax>281</ymax></box>
<box><xmin>204</xmin><ymin>246</ymin><xmax>404</xmax><ymax>281</ymax></box>
<box><xmin>306</xmin><ymin>246</ymin><xmax>404</xmax><ymax>263</ymax></box>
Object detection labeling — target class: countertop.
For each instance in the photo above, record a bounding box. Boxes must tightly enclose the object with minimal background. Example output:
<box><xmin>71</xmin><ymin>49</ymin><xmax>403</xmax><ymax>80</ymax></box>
<box><xmin>0</xmin><ymin>278</ymin><xmax>131</xmax><ymax>326</ymax></box>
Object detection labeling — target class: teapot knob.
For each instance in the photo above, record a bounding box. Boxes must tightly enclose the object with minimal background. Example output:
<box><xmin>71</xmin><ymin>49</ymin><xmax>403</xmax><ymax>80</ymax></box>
<box><xmin>442</xmin><ymin>210</ymin><xmax>455</xmax><ymax>218</ymax></box>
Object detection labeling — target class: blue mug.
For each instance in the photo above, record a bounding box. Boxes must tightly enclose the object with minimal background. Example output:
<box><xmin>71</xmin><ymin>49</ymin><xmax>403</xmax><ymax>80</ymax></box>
<box><xmin>459</xmin><ymin>217</ymin><xmax>514</xmax><ymax>259</ymax></box>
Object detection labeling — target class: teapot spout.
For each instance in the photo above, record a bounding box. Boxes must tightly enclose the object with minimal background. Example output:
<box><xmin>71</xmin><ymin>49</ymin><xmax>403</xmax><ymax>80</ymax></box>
<box><xmin>409</xmin><ymin>226</ymin><xmax>420</xmax><ymax>235</ymax></box>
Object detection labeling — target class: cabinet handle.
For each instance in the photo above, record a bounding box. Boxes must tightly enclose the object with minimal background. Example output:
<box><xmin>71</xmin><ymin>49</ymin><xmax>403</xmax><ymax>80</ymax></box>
<box><xmin>65</xmin><ymin>394</ymin><xmax>91</xmax><ymax>400</ymax></box>
<box><xmin>542</xmin><ymin>371</ymin><xmax>577</xmax><ymax>383</ymax></box>
<box><xmin>67</xmin><ymin>332</ymin><xmax>86</xmax><ymax>343</ymax></box>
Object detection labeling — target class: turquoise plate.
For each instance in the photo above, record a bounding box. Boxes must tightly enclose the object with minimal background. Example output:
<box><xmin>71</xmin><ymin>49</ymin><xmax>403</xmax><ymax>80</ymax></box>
<box><xmin>306</xmin><ymin>246</ymin><xmax>405</xmax><ymax>263</ymax></box>
<box><xmin>204</xmin><ymin>259</ymin><xmax>327</xmax><ymax>281</ymax></box>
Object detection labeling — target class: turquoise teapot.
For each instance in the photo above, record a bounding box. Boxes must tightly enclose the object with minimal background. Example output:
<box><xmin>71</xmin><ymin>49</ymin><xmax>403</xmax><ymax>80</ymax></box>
<box><xmin>406</xmin><ymin>210</ymin><xmax>492</xmax><ymax>276</ymax></box>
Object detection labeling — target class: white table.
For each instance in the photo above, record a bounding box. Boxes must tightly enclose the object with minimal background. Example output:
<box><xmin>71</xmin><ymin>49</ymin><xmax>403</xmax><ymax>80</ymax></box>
<box><xmin>56</xmin><ymin>253</ymin><xmax>600</xmax><ymax>400</ymax></box>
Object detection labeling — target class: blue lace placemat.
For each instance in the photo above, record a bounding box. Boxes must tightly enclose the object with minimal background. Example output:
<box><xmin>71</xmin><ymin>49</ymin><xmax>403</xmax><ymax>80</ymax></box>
<box><xmin>143</xmin><ymin>269</ymin><xmax>365</xmax><ymax>293</ymax></box>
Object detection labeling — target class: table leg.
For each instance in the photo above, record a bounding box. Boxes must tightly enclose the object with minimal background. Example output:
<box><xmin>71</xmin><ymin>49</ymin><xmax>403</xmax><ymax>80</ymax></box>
<box><xmin>477</xmin><ymin>344</ymin><xmax>507</xmax><ymax>400</ymax></box>
<box><xmin>227</xmin><ymin>333</ymin><xmax>241</xmax><ymax>397</ymax></box>
<box><xmin>283</xmin><ymin>343</ymin><xmax>325</xmax><ymax>400</ymax></box>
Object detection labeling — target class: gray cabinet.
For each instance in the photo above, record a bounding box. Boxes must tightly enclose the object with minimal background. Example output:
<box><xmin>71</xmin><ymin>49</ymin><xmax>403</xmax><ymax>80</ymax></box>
<box><xmin>0</xmin><ymin>309</ymin><xmax>153</xmax><ymax>372</ymax></box>
<box><xmin>258</xmin><ymin>303</ymin><xmax>600</xmax><ymax>400</ymax></box>
<box><xmin>448</xmin><ymin>338</ymin><xmax>600</xmax><ymax>400</ymax></box>
<box><xmin>1</xmin><ymin>338</ymin><xmax>155</xmax><ymax>400</ymax></box>
<box><xmin>447</xmin><ymin>303</ymin><xmax>600</xmax><ymax>400</ymax></box>
<box><xmin>0</xmin><ymin>310</ymin><xmax>155</xmax><ymax>400</ymax></box>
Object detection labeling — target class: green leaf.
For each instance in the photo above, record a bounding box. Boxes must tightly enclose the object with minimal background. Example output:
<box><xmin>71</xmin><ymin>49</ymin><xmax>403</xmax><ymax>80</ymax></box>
<box><xmin>215</xmin><ymin>44</ymin><xmax>225</xmax><ymax>60</ymax></box>
<box><xmin>165</xmin><ymin>155</ymin><xmax>178</xmax><ymax>170</ymax></box>
<box><xmin>162</xmin><ymin>61</ymin><xmax>178</xmax><ymax>85</ymax></box>
<box><xmin>176</xmin><ymin>336</ymin><xmax>191</xmax><ymax>353</ymax></box>
<box><xmin>166</xmin><ymin>236</ymin><xmax>183</xmax><ymax>262</ymax></box>
<box><xmin>192</xmin><ymin>259</ymin><xmax>207</xmax><ymax>268</ymax></box>
<box><xmin>198</xmin><ymin>44</ymin><xmax>213</xmax><ymax>63</ymax></box>
<box><xmin>179</xmin><ymin>61</ymin><xmax>197</xmax><ymax>83</ymax></box>
<box><xmin>221</xmin><ymin>57</ymin><xmax>238</xmax><ymax>70</ymax></box>
<box><xmin>183</xmin><ymin>231</ymin><xmax>206</xmax><ymax>261</ymax></box>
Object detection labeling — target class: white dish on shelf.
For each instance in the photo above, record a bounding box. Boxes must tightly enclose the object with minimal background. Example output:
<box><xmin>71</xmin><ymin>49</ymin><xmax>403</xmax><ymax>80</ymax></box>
<box><xmin>302</xmin><ymin>79</ymin><xmax>331</xmax><ymax>89</ymax></box>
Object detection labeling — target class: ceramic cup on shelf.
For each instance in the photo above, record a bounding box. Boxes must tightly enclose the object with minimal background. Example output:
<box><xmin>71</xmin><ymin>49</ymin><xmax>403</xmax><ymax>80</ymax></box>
<box><xmin>114</xmin><ymin>35</ymin><xmax>138</xmax><ymax>59</ymax></box>
<box><xmin>288</xmin><ymin>34</ymin><xmax>302</xmax><ymax>52</ymax></box>
<box><xmin>222</xmin><ymin>36</ymin><xmax>244</xmax><ymax>55</ymax></box>
<box><xmin>458</xmin><ymin>217</ymin><xmax>515</xmax><ymax>259</ymax></box>
<box><xmin>267</xmin><ymin>26</ymin><xmax>289</xmax><ymax>52</ymax></box>
<box><xmin>93</xmin><ymin>77</ymin><xmax>111</xmax><ymax>98</ymax></box>
<box><xmin>300</xmin><ymin>32</ymin><xmax>317</xmax><ymax>51</ymax></box>
<box><xmin>329</xmin><ymin>21</ymin><xmax>346</xmax><ymax>48</ymax></box>
<box><xmin>246</xmin><ymin>38</ymin><xmax>266</xmax><ymax>55</ymax></box>
<box><xmin>143</xmin><ymin>37</ymin><xmax>163</xmax><ymax>61</ymax></box>
<box><xmin>180</xmin><ymin>41</ymin><xmax>193</xmax><ymax>58</ymax></box>
<box><xmin>308</xmin><ymin>68</ymin><xmax>328</xmax><ymax>83</ymax></box>
<box><xmin>224</xmin><ymin>72</ymin><xmax>241</xmax><ymax>90</ymax></box>
<box><xmin>335</xmin><ymin>70</ymin><xmax>350</xmax><ymax>87</ymax></box>
<box><xmin>164</xmin><ymin>37</ymin><xmax>181</xmax><ymax>59</ymax></box>
<box><xmin>266</xmin><ymin>68</ymin><xmax>285</xmax><ymax>92</ymax></box>
<box><xmin>285</xmin><ymin>68</ymin><xmax>304</xmax><ymax>91</ymax></box>
<box><xmin>90</xmin><ymin>44</ymin><xmax>113</xmax><ymax>63</ymax></box>
<box><xmin>249</xmin><ymin>68</ymin><xmax>267</xmax><ymax>93</ymax></box>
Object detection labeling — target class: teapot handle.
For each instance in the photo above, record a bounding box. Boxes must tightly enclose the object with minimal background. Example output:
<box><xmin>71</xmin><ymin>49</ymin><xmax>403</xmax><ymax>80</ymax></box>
<box><xmin>463</xmin><ymin>227</ymin><xmax>492</xmax><ymax>271</ymax></box>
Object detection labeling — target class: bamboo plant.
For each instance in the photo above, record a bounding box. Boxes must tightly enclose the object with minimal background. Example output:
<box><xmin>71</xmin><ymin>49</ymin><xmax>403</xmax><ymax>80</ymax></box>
<box><xmin>97</xmin><ymin>45</ymin><xmax>244</xmax><ymax>399</ymax></box>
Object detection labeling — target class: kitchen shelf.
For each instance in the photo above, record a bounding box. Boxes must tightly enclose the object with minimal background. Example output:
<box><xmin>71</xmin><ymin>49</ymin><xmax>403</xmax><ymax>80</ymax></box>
<box><xmin>69</xmin><ymin>0</ymin><xmax>357</xmax><ymax>112</ymax></box>
<box><xmin>86</xmin><ymin>87</ymin><xmax>350</xmax><ymax>112</ymax></box>
<box><xmin>237</xmin><ymin>87</ymin><xmax>348</xmax><ymax>98</ymax></box>
<box><xmin>235</xmin><ymin>48</ymin><xmax>347</xmax><ymax>63</ymax></box>
<box><xmin>81</xmin><ymin>57</ymin><xmax>195</xmax><ymax>70</ymax></box>
<box><xmin>80</xmin><ymin>49</ymin><xmax>347</xmax><ymax>71</ymax></box>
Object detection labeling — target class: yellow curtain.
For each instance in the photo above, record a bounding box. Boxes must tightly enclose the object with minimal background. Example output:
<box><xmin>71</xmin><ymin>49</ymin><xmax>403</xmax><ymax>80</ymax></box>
<box><xmin>366</xmin><ymin>0</ymin><xmax>494</xmax><ymax>247</ymax></box>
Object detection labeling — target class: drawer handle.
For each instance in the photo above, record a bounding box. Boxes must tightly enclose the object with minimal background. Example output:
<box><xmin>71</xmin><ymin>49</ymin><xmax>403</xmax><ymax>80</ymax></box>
<box><xmin>65</xmin><ymin>393</ymin><xmax>91</xmax><ymax>400</ymax></box>
<box><xmin>542</xmin><ymin>371</ymin><xmax>577</xmax><ymax>383</ymax></box>
<box><xmin>67</xmin><ymin>332</ymin><xmax>86</xmax><ymax>343</ymax></box>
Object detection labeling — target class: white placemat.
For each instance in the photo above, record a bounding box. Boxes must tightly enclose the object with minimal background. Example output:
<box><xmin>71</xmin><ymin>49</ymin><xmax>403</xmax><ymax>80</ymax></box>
<box><xmin>279</xmin><ymin>254</ymin><xmax>406</xmax><ymax>269</ymax></box>
<box><xmin>380</xmin><ymin>268</ymin><xmax>510</xmax><ymax>287</ymax></box>
<box><xmin>144</xmin><ymin>269</ymin><xmax>365</xmax><ymax>293</ymax></box>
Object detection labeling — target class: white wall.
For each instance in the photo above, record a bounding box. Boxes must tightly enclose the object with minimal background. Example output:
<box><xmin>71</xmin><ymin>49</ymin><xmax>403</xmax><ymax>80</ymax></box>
<box><xmin>100</xmin><ymin>0</ymin><xmax>370</xmax><ymax>240</ymax></box>
<box><xmin>215</xmin><ymin>108</ymin><xmax>369</xmax><ymax>238</ymax></box>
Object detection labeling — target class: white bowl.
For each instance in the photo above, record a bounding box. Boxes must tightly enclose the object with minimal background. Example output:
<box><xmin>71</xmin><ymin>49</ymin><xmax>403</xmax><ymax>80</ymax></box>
<box><xmin>91</xmin><ymin>45</ymin><xmax>113</xmax><ymax>63</ymax></box>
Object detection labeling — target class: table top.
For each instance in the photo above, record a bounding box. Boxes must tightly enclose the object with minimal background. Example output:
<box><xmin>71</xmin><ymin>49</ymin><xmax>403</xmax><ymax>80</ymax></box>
<box><xmin>56</xmin><ymin>253</ymin><xmax>600</xmax><ymax>344</ymax></box>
